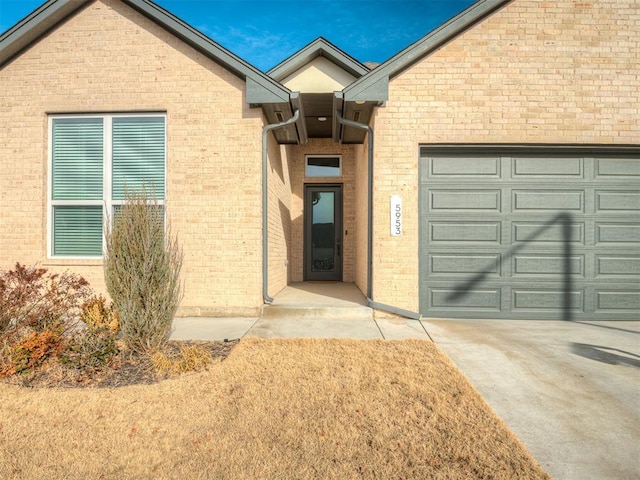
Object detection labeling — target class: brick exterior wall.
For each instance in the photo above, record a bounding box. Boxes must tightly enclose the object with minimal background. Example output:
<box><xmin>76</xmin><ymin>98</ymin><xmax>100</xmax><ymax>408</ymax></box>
<box><xmin>354</xmin><ymin>142</ymin><xmax>369</xmax><ymax>296</ymax></box>
<box><xmin>0</xmin><ymin>0</ymin><xmax>266</xmax><ymax>316</ymax></box>
<box><xmin>267</xmin><ymin>138</ymin><xmax>292</xmax><ymax>297</ymax></box>
<box><xmin>372</xmin><ymin>0</ymin><xmax>639</xmax><ymax>312</ymax></box>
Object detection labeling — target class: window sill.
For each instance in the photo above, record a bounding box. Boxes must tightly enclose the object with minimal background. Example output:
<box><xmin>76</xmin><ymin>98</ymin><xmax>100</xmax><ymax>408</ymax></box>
<box><xmin>44</xmin><ymin>258</ymin><xmax>104</xmax><ymax>267</ymax></box>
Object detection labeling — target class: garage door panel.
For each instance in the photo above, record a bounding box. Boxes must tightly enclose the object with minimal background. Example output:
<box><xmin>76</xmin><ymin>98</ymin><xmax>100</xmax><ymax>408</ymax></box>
<box><xmin>429</xmin><ymin>189</ymin><xmax>501</xmax><ymax>212</ymax></box>
<box><xmin>595</xmin><ymin>255</ymin><xmax>640</xmax><ymax>277</ymax></box>
<box><xmin>513</xmin><ymin>190</ymin><xmax>585</xmax><ymax>212</ymax></box>
<box><xmin>595</xmin><ymin>290</ymin><xmax>640</xmax><ymax>311</ymax></box>
<box><xmin>512</xmin><ymin>221</ymin><xmax>584</xmax><ymax>244</ymax></box>
<box><xmin>512</xmin><ymin>289</ymin><xmax>584</xmax><ymax>312</ymax></box>
<box><xmin>595</xmin><ymin>223</ymin><xmax>640</xmax><ymax>245</ymax></box>
<box><xmin>427</xmin><ymin>220</ymin><xmax>501</xmax><ymax>243</ymax></box>
<box><xmin>428</xmin><ymin>156</ymin><xmax>501</xmax><ymax>178</ymax></box>
<box><xmin>429</xmin><ymin>253</ymin><xmax>501</xmax><ymax>276</ymax></box>
<box><xmin>595</xmin><ymin>158</ymin><xmax>640</xmax><ymax>178</ymax></box>
<box><xmin>420</xmin><ymin>151</ymin><xmax>640</xmax><ymax>320</ymax></box>
<box><xmin>512</xmin><ymin>157</ymin><xmax>583</xmax><ymax>178</ymax></box>
<box><xmin>595</xmin><ymin>190</ymin><xmax>640</xmax><ymax>212</ymax></box>
<box><xmin>513</xmin><ymin>254</ymin><xmax>584</xmax><ymax>277</ymax></box>
<box><xmin>429</xmin><ymin>287</ymin><xmax>501</xmax><ymax>310</ymax></box>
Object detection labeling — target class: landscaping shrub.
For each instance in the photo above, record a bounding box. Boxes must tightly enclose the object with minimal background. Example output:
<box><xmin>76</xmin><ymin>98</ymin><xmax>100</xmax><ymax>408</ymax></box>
<box><xmin>61</xmin><ymin>327</ymin><xmax>119</xmax><ymax>371</ymax></box>
<box><xmin>0</xmin><ymin>264</ymin><xmax>93</xmax><ymax>378</ymax></box>
<box><xmin>0</xmin><ymin>263</ymin><xmax>92</xmax><ymax>334</ymax></box>
<box><xmin>4</xmin><ymin>329</ymin><xmax>66</xmax><ymax>376</ymax></box>
<box><xmin>148</xmin><ymin>344</ymin><xmax>212</xmax><ymax>375</ymax></box>
<box><xmin>104</xmin><ymin>189</ymin><xmax>183</xmax><ymax>353</ymax></box>
<box><xmin>81</xmin><ymin>295</ymin><xmax>119</xmax><ymax>334</ymax></box>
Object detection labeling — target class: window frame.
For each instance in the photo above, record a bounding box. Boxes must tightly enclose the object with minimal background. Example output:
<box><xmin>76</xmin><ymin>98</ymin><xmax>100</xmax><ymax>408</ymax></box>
<box><xmin>47</xmin><ymin>112</ymin><xmax>167</xmax><ymax>259</ymax></box>
<box><xmin>305</xmin><ymin>155</ymin><xmax>342</xmax><ymax>178</ymax></box>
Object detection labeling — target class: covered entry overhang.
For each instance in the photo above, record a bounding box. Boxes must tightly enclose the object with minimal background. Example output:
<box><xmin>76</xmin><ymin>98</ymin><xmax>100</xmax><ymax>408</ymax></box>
<box><xmin>256</xmin><ymin>37</ymin><xmax>382</xmax><ymax>145</ymax></box>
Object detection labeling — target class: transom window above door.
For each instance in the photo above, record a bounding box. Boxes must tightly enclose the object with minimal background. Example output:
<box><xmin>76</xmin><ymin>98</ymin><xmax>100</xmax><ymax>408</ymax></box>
<box><xmin>48</xmin><ymin>113</ymin><xmax>166</xmax><ymax>258</ymax></box>
<box><xmin>305</xmin><ymin>155</ymin><xmax>341</xmax><ymax>177</ymax></box>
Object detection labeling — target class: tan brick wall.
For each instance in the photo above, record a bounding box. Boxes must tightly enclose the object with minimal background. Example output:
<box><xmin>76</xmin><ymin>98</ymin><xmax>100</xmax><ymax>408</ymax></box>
<box><xmin>285</xmin><ymin>139</ymin><xmax>359</xmax><ymax>283</ymax></box>
<box><xmin>0</xmin><ymin>0</ymin><xmax>265</xmax><ymax>316</ymax></box>
<box><xmin>267</xmin><ymin>137</ymin><xmax>292</xmax><ymax>297</ymax></box>
<box><xmin>354</xmin><ymin>142</ymin><xmax>369</xmax><ymax>296</ymax></box>
<box><xmin>373</xmin><ymin>0</ymin><xmax>640</xmax><ymax>312</ymax></box>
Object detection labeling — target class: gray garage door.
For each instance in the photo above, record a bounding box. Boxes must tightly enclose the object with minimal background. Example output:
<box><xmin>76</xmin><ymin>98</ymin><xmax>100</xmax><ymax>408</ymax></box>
<box><xmin>419</xmin><ymin>147</ymin><xmax>640</xmax><ymax>320</ymax></box>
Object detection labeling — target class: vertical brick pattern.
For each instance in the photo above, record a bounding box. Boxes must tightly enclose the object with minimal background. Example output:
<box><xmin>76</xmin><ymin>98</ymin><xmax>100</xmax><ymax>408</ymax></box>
<box><xmin>373</xmin><ymin>0</ymin><xmax>639</xmax><ymax>312</ymax></box>
<box><xmin>354</xmin><ymin>142</ymin><xmax>369</xmax><ymax>295</ymax></box>
<box><xmin>267</xmin><ymin>135</ymin><xmax>291</xmax><ymax>297</ymax></box>
<box><xmin>286</xmin><ymin>139</ymin><xmax>358</xmax><ymax>283</ymax></box>
<box><xmin>0</xmin><ymin>0</ymin><xmax>265</xmax><ymax>316</ymax></box>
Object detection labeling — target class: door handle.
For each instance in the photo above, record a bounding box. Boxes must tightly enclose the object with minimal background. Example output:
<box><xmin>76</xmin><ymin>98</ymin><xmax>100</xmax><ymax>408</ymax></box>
<box><xmin>337</xmin><ymin>241</ymin><xmax>341</xmax><ymax>256</ymax></box>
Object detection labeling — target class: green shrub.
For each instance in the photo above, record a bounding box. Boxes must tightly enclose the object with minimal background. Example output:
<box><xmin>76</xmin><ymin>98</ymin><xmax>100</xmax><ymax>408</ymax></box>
<box><xmin>104</xmin><ymin>188</ymin><xmax>183</xmax><ymax>353</ymax></box>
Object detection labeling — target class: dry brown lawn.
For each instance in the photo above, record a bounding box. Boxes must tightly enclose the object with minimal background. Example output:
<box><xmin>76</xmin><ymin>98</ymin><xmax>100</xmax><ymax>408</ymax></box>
<box><xmin>0</xmin><ymin>338</ymin><xmax>550</xmax><ymax>479</ymax></box>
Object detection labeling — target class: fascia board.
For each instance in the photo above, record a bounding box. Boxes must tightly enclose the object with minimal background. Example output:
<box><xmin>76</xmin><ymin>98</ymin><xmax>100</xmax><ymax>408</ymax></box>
<box><xmin>122</xmin><ymin>0</ymin><xmax>290</xmax><ymax>103</ymax></box>
<box><xmin>268</xmin><ymin>37</ymin><xmax>369</xmax><ymax>81</ymax></box>
<box><xmin>344</xmin><ymin>0</ymin><xmax>512</xmax><ymax>101</ymax></box>
<box><xmin>0</xmin><ymin>0</ymin><xmax>91</xmax><ymax>67</ymax></box>
<box><xmin>0</xmin><ymin>0</ymin><xmax>290</xmax><ymax>103</ymax></box>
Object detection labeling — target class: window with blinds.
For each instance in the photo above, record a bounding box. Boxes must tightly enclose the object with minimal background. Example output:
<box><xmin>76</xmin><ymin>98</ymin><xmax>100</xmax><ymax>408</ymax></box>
<box><xmin>50</xmin><ymin>114</ymin><xmax>166</xmax><ymax>257</ymax></box>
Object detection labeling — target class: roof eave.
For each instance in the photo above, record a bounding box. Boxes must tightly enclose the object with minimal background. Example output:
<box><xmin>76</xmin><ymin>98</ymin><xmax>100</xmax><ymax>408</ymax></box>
<box><xmin>121</xmin><ymin>0</ymin><xmax>290</xmax><ymax>104</ymax></box>
<box><xmin>0</xmin><ymin>0</ymin><xmax>91</xmax><ymax>67</ymax></box>
<box><xmin>0</xmin><ymin>0</ymin><xmax>291</xmax><ymax>104</ymax></box>
<box><xmin>267</xmin><ymin>37</ymin><xmax>369</xmax><ymax>82</ymax></box>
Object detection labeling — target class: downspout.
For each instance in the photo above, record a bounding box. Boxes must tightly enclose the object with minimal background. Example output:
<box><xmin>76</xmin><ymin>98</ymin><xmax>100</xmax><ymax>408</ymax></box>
<box><xmin>262</xmin><ymin>109</ymin><xmax>300</xmax><ymax>304</ymax></box>
<box><xmin>335</xmin><ymin>110</ymin><xmax>421</xmax><ymax>320</ymax></box>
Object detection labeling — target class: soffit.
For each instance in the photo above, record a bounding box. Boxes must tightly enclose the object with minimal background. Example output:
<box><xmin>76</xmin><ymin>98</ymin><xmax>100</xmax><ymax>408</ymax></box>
<box><xmin>282</xmin><ymin>57</ymin><xmax>357</xmax><ymax>93</ymax></box>
<box><xmin>268</xmin><ymin>37</ymin><xmax>371</xmax><ymax>142</ymax></box>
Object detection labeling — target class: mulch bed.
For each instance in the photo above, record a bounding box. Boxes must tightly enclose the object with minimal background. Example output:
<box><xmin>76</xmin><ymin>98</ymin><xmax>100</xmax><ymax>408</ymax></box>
<box><xmin>1</xmin><ymin>339</ymin><xmax>239</xmax><ymax>389</ymax></box>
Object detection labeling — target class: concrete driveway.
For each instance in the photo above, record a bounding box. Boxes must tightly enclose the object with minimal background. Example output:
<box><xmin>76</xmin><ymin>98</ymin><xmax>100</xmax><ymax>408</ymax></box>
<box><xmin>424</xmin><ymin>319</ymin><xmax>640</xmax><ymax>480</ymax></box>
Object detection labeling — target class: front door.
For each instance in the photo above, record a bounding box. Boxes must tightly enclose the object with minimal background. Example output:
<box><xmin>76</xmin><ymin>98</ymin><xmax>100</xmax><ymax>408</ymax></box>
<box><xmin>304</xmin><ymin>185</ymin><xmax>343</xmax><ymax>281</ymax></box>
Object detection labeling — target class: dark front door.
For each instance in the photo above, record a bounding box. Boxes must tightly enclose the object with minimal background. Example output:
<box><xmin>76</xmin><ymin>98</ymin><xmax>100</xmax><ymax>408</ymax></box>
<box><xmin>304</xmin><ymin>185</ymin><xmax>343</xmax><ymax>281</ymax></box>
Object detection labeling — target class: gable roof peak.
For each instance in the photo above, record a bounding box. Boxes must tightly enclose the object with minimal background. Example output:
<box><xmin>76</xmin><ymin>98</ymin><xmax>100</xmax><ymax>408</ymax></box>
<box><xmin>268</xmin><ymin>36</ymin><xmax>369</xmax><ymax>82</ymax></box>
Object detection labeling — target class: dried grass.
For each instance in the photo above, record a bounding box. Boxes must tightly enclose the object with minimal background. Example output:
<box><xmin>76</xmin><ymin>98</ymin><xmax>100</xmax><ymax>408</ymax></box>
<box><xmin>0</xmin><ymin>338</ymin><xmax>550</xmax><ymax>479</ymax></box>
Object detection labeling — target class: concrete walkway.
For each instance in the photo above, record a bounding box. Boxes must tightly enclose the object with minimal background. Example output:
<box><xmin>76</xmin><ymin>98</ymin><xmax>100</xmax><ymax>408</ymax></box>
<box><xmin>170</xmin><ymin>283</ymin><xmax>640</xmax><ymax>480</ymax></box>
<box><xmin>171</xmin><ymin>282</ymin><xmax>431</xmax><ymax>341</ymax></box>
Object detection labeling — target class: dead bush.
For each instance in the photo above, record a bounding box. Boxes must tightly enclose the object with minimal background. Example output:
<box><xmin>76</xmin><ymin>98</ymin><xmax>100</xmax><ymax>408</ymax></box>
<box><xmin>0</xmin><ymin>263</ymin><xmax>91</xmax><ymax>334</ymax></box>
<box><xmin>148</xmin><ymin>344</ymin><xmax>212</xmax><ymax>375</ymax></box>
<box><xmin>3</xmin><ymin>329</ymin><xmax>66</xmax><ymax>376</ymax></box>
<box><xmin>81</xmin><ymin>295</ymin><xmax>119</xmax><ymax>334</ymax></box>
<box><xmin>61</xmin><ymin>327</ymin><xmax>120</xmax><ymax>371</ymax></box>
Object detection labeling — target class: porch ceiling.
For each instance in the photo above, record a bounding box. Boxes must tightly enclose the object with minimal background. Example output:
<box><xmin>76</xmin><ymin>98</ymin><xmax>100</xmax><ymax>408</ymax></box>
<box><xmin>261</xmin><ymin>94</ymin><xmax>374</xmax><ymax>144</ymax></box>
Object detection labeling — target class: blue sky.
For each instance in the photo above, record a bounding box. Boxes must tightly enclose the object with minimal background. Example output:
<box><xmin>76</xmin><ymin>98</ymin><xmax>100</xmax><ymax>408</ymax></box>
<box><xmin>0</xmin><ymin>0</ymin><xmax>475</xmax><ymax>71</ymax></box>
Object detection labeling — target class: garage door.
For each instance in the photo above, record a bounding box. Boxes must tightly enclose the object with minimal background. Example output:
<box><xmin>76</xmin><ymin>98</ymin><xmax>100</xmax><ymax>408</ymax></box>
<box><xmin>419</xmin><ymin>147</ymin><xmax>640</xmax><ymax>320</ymax></box>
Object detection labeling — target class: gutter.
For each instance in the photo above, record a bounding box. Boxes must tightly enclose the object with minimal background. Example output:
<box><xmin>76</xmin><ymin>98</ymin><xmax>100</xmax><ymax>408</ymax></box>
<box><xmin>262</xmin><ymin>110</ymin><xmax>300</xmax><ymax>304</ymax></box>
<box><xmin>335</xmin><ymin>110</ymin><xmax>421</xmax><ymax>321</ymax></box>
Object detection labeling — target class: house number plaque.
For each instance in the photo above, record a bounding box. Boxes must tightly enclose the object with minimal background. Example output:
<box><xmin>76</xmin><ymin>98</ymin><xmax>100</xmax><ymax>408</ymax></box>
<box><xmin>390</xmin><ymin>195</ymin><xmax>402</xmax><ymax>236</ymax></box>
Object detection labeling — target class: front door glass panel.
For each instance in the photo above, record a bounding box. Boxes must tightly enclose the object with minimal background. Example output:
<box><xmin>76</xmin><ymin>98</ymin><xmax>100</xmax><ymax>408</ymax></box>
<box><xmin>312</xmin><ymin>191</ymin><xmax>335</xmax><ymax>272</ymax></box>
<box><xmin>304</xmin><ymin>185</ymin><xmax>342</xmax><ymax>281</ymax></box>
